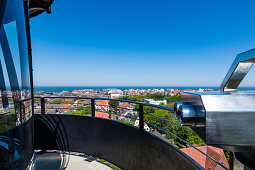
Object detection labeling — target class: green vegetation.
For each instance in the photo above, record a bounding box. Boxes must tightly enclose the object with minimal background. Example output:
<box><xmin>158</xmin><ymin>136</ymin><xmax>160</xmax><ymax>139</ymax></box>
<box><xmin>224</xmin><ymin>150</ymin><xmax>231</xmax><ymax>164</ymax></box>
<box><xmin>121</xmin><ymin>95</ymin><xmax>206</xmax><ymax>148</ymax></box>
<box><xmin>67</xmin><ymin>105</ymin><xmax>91</xmax><ymax>115</ymax></box>
<box><xmin>96</xmin><ymin>157</ymin><xmax>121</xmax><ymax>170</ymax></box>
<box><xmin>119</xmin><ymin>94</ymin><xmax>181</xmax><ymax>104</ymax></box>
<box><xmin>145</xmin><ymin>108</ymin><xmax>205</xmax><ymax>148</ymax></box>
<box><xmin>0</xmin><ymin>113</ymin><xmax>18</xmax><ymax>134</ymax></box>
<box><xmin>109</xmin><ymin>100</ymin><xmax>119</xmax><ymax>113</ymax></box>
<box><xmin>118</xmin><ymin>119</ymin><xmax>135</xmax><ymax>126</ymax></box>
<box><xmin>52</xmin><ymin>98</ymin><xmax>67</xmax><ymax>104</ymax></box>
<box><xmin>34</xmin><ymin>98</ymin><xmax>40</xmax><ymax>102</ymax></box>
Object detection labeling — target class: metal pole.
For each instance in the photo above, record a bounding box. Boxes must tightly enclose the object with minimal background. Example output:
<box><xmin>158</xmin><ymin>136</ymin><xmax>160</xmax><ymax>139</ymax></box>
<box><xmin>41</xmin><ymin>97</ymin><xmax>45</xmax><ymax>114</ymax></box>
<box><xmin>139</xmin><ymin>104</ymin><xmax>144</xmax><ymax>131</ymax></box>
<box><xmin>40</xmin><ymin>97</ymin><xmax>46</xmax><ymax>153</ymax></box>
<box><xmin>91</xmin><ymin>99</ymin><xmax>95</xmax><ymax>117</ymax></box>
<box><xmin>19</xmin><ymin>101</ymin><xmax>23</xmax><ymax>124</ymax></box>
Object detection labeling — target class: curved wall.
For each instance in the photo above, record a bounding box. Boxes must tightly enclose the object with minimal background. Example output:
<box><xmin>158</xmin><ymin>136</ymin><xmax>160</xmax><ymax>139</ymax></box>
<box><xmin>0</xmin><ymin>0</ymin><xmax>34</xmax><ymax>168</ymax></box>
<box><xmin>34</xmin><ymin>114</ymin><xmax>202</xmax><ymax>170</ymax></box>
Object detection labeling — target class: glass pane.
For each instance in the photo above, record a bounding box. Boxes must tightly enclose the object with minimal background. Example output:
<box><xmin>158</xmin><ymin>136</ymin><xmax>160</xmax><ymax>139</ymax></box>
<box><xmin>0</xmin><ymin>0</ymin><xmax>33</xmax><ymax>169</ymax></box>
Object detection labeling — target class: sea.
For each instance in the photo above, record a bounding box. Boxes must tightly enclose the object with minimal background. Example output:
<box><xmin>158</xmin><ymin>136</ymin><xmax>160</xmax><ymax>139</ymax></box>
<box><xmin>33</xmin><ymin>86</ymin><xmax>255</xmax><ymax>93</ymax></box>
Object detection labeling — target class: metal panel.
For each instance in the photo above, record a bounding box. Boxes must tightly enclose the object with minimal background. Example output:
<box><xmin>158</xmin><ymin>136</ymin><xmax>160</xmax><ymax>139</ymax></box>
<box><xmin>182</xmin><ymin>91</ymin><xmax>255</xmax><ymax>152</ymax></box>
<box><xmin>220</xmin><ymin>48</ymin><xmax>255</xmax><ymax>91</ymax></box>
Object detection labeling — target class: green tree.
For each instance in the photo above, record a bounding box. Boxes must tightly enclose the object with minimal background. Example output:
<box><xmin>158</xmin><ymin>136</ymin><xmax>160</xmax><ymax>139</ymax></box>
<box><xmin>52</xmin><ymin>98</ymin><xmax>65</xmax><ymax>104</ymax></box>
<box><xmin>109</xmin><ymin>100</ymin><xmax>119</xmax><ymax>113</ymax></box>
<box><xmin>118</xmin><ymin>96</ymin><xmax>129</xmax><ymax>100</ymax></box>
<box><xmin>164</xmin><ymin>95</ymin><xmax>181</xmax><ymax>103</ymax></box>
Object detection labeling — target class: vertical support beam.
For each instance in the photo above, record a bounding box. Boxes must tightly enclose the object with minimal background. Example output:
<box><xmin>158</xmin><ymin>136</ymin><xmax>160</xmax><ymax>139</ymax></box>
<box><xmin>41</xmin><ymin>97</ymin><xmax>45</xmax><ymax>114</ymax></box>
<box><xmin>91</xmin><ymin>99</ymin><xmax>95</xmax><ymax>117</ymax></box>
<box><xmin>139</xmin><ymin>104</ymin><xmax>144</xmax><ymax>131</ymax></box>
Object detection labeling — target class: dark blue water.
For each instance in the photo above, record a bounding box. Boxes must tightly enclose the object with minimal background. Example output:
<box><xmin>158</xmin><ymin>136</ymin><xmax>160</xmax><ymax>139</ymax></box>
<box><xmin>33</xmin><ymin>86</ymin><xmax>255</xmax><ymax>93</ymax></box>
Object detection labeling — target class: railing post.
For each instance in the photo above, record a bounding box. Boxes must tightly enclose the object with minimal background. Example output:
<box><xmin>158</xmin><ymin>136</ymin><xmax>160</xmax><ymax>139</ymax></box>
<box><xmin>139</xmin><ymin>104</ymin><xmax>144</xmax><ymax>131</ymax></box>
<box><xmin>91</xmin><ymin>99</ymin><xmax>95</xmax><ymax>117</ymax></box>
<box><xmin>19</xmin><ymin>101</ymin><xmax>23</xmax><ymax>124</ymax></box>
<box><xmin>40</xmin><ymin>97</ymin><xmax>46</xmax><ymax>153</ymax></box>
<box><xmin>41</xmin><ymin>97</ymin><xmax>45</xmax><ymax>114</ymax></box>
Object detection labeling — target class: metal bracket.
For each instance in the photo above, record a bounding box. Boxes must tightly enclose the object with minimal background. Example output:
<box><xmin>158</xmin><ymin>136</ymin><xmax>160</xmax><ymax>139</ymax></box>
<box><xmin>220</xmin><ymin>48</ymin><xmax>255</xmax><ymax>91</ymax></box>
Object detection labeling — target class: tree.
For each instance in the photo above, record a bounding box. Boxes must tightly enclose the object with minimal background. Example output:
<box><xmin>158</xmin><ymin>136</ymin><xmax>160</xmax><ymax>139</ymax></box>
<box><xmin>109</xmin><ymin>100</ymin><xmax>119</xmax><ymax>114</ymax></box>
<box><xmin>52</xmin><ymin>98</ymin><xmax>65</xmax><ymax>104</ymax></box>
<box><xmin>164</xmin><ymin>95</ymin><xmax>181</xmax><ymax>103</ymax></box>
<box><xmin>118</xmin><ymin>96</ymin><xmax>129</xmax><ymax>100</ymax></box>
<box><xmin>34</xmin><ymin>98</ymin><xmax>40</xmax><ymax>102</ymax></box>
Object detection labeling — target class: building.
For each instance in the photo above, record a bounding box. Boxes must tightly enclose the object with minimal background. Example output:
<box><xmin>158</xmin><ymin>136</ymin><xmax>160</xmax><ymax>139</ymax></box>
<box><xmin>109</xmin><ymin>89</ymin><xmax>123</xmax><ymax>98</ymax></box>
<box><xmin>181</xmin><ymin>146</ymin><xmax>229</xmax><ymax>169</ymax></box>
<box><xmin>134</xmin><ymin>118</ymin><xmax>150</xmax><ymax>132</ymax></box>
<box><xmin>144</xmin><ymin>99</ymin><xmax>167</xmax><ymax>105</ymax></box>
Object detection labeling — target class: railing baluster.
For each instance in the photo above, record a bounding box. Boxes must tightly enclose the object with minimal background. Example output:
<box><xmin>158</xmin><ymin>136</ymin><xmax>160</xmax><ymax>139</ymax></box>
<box><xmin>41</xmin><ymin>97</ymin><xmax>45</xmax><ymax>114</ymax></box>
<box><xmin>139</xmin><ymin>104</ymin><xmax>144</xmax><ymax>131</ymax></box>
<box><xmin>19</xmin><ymin>101</ymin><xmax>23</xmax><ymax>124</ymax></box>
<box><xmin>91</xmin><ymin>99</ymin><xmax>95</xmax><ymax>117</ymax></box>
<box><xmin>40</xmin><ymin>97</ymin><xmax>46</xmax><ymax>153</ymax></box>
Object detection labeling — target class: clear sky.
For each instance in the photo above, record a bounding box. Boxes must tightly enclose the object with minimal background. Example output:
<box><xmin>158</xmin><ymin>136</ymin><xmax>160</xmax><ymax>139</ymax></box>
<box><xmin>30</xmin><ymin>0</ymin><xmax>255</xmax><ymax>87</ymax></box>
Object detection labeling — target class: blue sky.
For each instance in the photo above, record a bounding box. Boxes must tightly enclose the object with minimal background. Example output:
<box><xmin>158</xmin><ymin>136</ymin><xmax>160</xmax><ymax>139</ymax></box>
<box><xmin>30</xmin><ymin>0</ymin><xmax>255</xmax><ymax>87</ymax></box>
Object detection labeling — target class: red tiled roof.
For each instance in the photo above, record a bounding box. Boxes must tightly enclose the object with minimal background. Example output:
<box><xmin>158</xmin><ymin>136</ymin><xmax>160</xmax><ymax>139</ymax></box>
<box><xmin>96</xmin><ymin>100</ymin><xmax>108</xmax><ymax>106</ymax></box>
<box><xmin>61</xmin><ymin>103</ymin><xmax>73</xmax><ymax>108</ymax></box>
<box><xmin>65</xmin><ymin>99</ymin><xmax>74</xmax><ymax>102</ymax></box>
<box><xmin>72</xmin><ymin>90</ymin><xmax>80</xmax><ymax>94</ymax></box>
<box><xmin>180</xmin><ymin>146</ymin><xmax>229</xmax><ymax>169</ymax></box>
<box><xmin>120</xmin><ymin>102</ymin><xmax>131</xmax><ymax>109</ymax></box>
<box><xmin>95</xmin><ymin>111</ymin><xmax>109</xmax><ymax>119</ymax></box>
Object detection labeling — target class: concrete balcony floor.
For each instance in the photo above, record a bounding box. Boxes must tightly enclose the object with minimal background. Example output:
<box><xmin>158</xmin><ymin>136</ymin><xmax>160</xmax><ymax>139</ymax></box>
<box><xmin>36</xmin><ymin>151</ymin><xmax>114</xmax><ymax>170</ymax></box>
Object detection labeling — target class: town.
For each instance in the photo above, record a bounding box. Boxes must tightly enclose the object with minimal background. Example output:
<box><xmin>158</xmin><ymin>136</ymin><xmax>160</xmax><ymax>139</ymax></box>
<box><xmin>34</xmin><ymin>87</ymin><xmax>213</xmax><ymax>132</ymax></box>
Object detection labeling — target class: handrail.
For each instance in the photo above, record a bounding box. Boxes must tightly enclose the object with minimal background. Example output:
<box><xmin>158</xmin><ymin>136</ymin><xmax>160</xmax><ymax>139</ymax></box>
<box><xmin>34</xmin><ymin>96</ymin><xmax>174</xmax><ymax>112</ymax></box>
<box><xmin>145</xmin><ymin>122</ymin><xmax>228</xmax><ymax>170</ymax></box>
<box><xmin>144</xmin><ymin>112</ymin><xmax>194</xmax><ymax>132</ymax></box>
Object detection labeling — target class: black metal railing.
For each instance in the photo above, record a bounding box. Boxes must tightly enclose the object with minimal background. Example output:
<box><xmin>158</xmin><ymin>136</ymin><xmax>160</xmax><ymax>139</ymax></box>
<box><xmin>34</xmin><ymin>96</ymin><xmax>228</xmax><ymax>169</ymax></box>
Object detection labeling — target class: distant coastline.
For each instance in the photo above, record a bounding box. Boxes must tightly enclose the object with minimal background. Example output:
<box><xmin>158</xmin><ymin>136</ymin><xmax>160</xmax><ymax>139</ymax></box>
<box><xmin>33</xmin><ymin>86</ymin><xmax>255</xmax><ymax>93</ymax></box>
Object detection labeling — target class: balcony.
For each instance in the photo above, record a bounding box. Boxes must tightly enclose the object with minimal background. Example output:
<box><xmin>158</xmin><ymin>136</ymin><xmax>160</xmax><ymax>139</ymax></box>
<box><xmin>32</xmin><ymin>96</ymin><xmax>229</xmax><ymax>169</ymax></box>
<box><xmin>1</xmin><ymin>0</ymin><xmax>255</xmax><ymax>169</ymax></box>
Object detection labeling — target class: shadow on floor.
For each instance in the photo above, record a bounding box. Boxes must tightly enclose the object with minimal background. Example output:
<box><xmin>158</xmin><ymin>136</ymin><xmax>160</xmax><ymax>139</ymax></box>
<box><xmin>36</xmin><ymin>151</ymin><xmax>115</xmax><ymax>170</ymax></box>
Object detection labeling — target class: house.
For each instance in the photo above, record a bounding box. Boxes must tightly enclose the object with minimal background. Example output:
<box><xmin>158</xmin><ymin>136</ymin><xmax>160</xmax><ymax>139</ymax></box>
<box><xmin>72</xmin><ymin>90</ymin><xmax>80</xmax><ymax>95</ymax></box>
<box><xmin>46</xmin><ymin>104</ymin><xmax>64</xmax><ymax>113</ymax></box>
<box><xmin>109</xmin><ymin>89</ymin><xmax>123</xmax><ymax>98</ymax></box>
<box><xmin>61</xmin><ymin>103</ymin><xmax>74</xmax><ymax>113</ymax></box>
<box><xmin>38</xmin><ymin>90</ymin><xmax>44</xmax><ymax>94</ymax></box>
<box><xmin>180</xmin><ymin>146</ymin><xmax>229</xmax><ymax>169</ymax></box>
<box><xmin>95</xmin><ymin>111</ymin><xmax>109</xmax><ymax>119</ymax></box>
<box><xmin>123</xmin><ymin>112</ymin><xmax>138</xmax><ymax>122</ymax></box>
<box><xmin>95</xmin><ymin>100</ymin><xmax>109</xmax><ymax>112</ymax></box>
<box><xmin>134</xmin><ymin>118</ymin><xmax>150</xmax><ymax>132</ymax></box>
<box><xmin>144</xmin><ymin>99</ymin><xmax>167</xmax><ymax>105</ymax></box>
<box><xmin>119</xmin><ymin>102</ymin><xmax>132</xmax><ymax>114</ymax></box>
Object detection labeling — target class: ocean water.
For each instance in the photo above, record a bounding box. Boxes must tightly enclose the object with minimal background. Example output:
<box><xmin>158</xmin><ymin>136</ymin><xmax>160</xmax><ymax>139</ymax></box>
<box><xmin>33</xmin><ymin>86</ymin><xmax>255</xmax><ymax>93</ymax></box>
